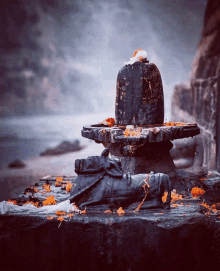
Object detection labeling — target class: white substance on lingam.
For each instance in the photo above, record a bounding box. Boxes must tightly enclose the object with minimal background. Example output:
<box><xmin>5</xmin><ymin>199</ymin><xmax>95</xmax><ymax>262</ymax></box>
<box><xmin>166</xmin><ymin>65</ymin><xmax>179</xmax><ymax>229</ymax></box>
<box><xmin>0</xmin><ymin>199</ymin><xmax>80</xmax><ymax>215</ymax></box>
<box><xmin>124</xmin><ymin>50</ymin><xmax>148</xmax><ymax>65</ymax></box>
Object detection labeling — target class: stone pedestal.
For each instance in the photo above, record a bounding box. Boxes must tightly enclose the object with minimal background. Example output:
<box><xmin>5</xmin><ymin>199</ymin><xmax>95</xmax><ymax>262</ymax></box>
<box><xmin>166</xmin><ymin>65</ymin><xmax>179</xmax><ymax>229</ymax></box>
<box><xmin>1</xmin><ymin>204</ymin><xmax>220</xmax><ymax>271</ymax></box>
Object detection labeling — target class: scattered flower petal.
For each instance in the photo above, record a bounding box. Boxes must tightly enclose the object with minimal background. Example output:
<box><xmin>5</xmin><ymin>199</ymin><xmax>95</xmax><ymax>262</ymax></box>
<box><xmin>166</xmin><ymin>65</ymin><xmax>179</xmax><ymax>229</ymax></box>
<box><xmin>66</xmin><ymin>182</ymin><xmax>73</xmax><ymax>192</ymax></box>
<box><xmin>191</xmin><ymin>187</ymin><xmax>205</xmax><ymax>198</ymax></box>
<box><xmin>104</xmin><ymin>210</ymin><xmax>112</xmax><ymax>214</ymax></box>
<box><xmin>80</xmin><ymin>209</ymin><xmax>86</xmax><ymax>214</ymax></box>
<box><xmin>47</xmin><ymin>216</ymin><xmax>54</xmax><ymax>220</ymax></box>
<box><xmin>57</xmin><ymin>216</ymin><xmax>64</xmax><ymax>221</ymax></box>
<box><xmin>42</xmin><ymin>195</ymin><xmax>57</xmax><ymax>206</ymax></box>
<box><xmin>117</xmin><ymin>207</ymin><xmax>125</xmax><ymax>215</ymax></box>
<box><xmin>55</xmin><ymin>210</ymin><xmax>67</xmax><ymax>216</ymax></box>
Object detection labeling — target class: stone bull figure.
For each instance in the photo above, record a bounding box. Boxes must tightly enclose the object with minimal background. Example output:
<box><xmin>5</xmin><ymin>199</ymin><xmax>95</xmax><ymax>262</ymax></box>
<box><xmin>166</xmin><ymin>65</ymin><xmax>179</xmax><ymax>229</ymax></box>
<box><xmin>69</xmin><ymin>149</ymin><xmax>172</xmax><ymax>210</ymax></box>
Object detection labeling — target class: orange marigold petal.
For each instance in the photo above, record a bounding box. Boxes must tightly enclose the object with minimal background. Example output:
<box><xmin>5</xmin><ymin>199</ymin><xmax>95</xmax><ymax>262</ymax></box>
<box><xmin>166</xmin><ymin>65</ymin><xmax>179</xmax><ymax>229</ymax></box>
<box><xmin>117</xmin><ymin>207</ymin><xmax>125</xmax><ymax>215</ymax></box>
<box><xmin>80</xmin><ymin>209</ymin><xmax>86</xmax><ymax>214</ymax></box>
<box><xmin>56</xmin><ymin>177</ymin><xmax>63</xmax><ymax>182</ymax></box>
<box><xmin>104</xmin><ymin>210</ymin><xmax>112</xmax><ymax>214</ymax></box>
<box><xmin>191</xmin><ymin>187</ymin><xmax>205</xmax><ymax>197</ymax></box>
<box><xmin>132</xmin><ymin>48</ymin><xmax>142</xmax><ymax>57</ymax></box>
<box><xmin>66</xmin><ymin>182</ymin><xmax>73</xmax><ymax>192</ymax></box>
<box><xmin>55</xmin><ymin>210</ymin><xmax>67</xmax><ymax>216</ymax></box>
<box><xmin>57</xmin><ymin>216</ymin><xmax>64</xmax><ymax>221</ymax></box>
<box><xmin>42</xmin><ymin>195</ymin><xmax>57</xmax><ymax>206</ymax></box>
<box><xmin>67</xmin><ymin>214</ymin><xmax>74</xmax><ymax>217</ymax></box>
<box><xmin>47</xmin><ymin>216</ymin><xmax>54</xmax><ymax>220</ymax></box>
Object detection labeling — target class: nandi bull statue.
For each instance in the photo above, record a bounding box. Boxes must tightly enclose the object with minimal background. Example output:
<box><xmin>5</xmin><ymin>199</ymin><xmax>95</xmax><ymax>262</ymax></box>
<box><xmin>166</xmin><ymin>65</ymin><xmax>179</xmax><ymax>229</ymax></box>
<box><xmin>69</xmin><ymin>149</ymin><xmax>172</xmax><ymax>211</ymax></box>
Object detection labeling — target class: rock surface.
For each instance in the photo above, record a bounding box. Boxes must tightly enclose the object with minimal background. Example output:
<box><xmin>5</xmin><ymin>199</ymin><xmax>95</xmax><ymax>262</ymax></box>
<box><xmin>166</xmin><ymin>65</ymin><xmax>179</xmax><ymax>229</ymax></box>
<box><xmin>1</xmin><ymin>171</ymin><xmax>220</xmax><ymax>271</ymax></box>
<box><xmin>171</xmin><ymin>0</ymin><xmax>220</xmax><ymax>171</ymax></box>
<box><xmin>7</xmin><ymin>159</ymin><xmax>26</xmax><ymax>168</ymax></box>
<box><xmin>0</xmin><ymin>203</ymin><xmax>220</xmax><ymax>271</ymax></box>
<box><xmin>40</xmin><ymin>140</ymin><xmax>85</xmax><ymax>156</ymax></box>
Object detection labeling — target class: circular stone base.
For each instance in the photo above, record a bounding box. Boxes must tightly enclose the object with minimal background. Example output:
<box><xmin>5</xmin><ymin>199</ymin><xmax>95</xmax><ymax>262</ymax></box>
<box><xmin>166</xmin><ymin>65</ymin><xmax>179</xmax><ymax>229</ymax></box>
<box><xmin>82</xmin><ymin>123</ymin><xmax>200</xmax><ymax>145</ymax></box>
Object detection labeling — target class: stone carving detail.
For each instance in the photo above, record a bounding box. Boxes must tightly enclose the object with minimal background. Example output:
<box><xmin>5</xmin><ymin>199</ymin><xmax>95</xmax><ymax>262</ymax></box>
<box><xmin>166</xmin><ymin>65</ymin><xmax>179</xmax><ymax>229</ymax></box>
<box><xmin>70</xmin><ymin>149</ymin><xmax>172</xmax><ymax>210</ymax></box>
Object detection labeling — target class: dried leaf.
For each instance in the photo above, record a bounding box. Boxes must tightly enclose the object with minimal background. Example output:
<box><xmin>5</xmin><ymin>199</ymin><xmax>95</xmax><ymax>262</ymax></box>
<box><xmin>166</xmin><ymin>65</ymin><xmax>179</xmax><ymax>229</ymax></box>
<box><xmin>172</xmin><ymin>203</ymin><xmax>179</xmax><ymax>208</ymax></box>
<box><xmin>67</xmin><ymin>214</ymin><xmax>74</xmax><ymax>217</ymax></box>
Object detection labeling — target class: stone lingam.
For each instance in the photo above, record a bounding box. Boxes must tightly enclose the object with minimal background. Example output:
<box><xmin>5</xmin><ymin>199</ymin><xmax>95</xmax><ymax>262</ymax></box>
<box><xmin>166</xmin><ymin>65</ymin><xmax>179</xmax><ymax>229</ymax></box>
<box><xmin>2</xmin><ymin>50</ymin><xmax>220</xmax><ymax>271</ymax></box>
<box><xmin>70</xmin><ymin>49</ymin><xmax>202</xmax><ymax>210</ymax></box>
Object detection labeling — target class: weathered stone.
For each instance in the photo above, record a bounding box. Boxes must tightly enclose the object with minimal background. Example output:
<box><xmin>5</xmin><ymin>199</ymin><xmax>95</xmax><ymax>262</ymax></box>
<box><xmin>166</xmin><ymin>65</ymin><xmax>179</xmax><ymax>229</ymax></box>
<box><xmin>0</xmin><ymin>207</ymin><xmax>220</xmax><ymax>271</ymax></box>
<box><xmin>40</xmin><ymin>140</ymin><xmax>84</xmax><ymax>156</ymax></box>
<box><xmin>115</xmin><ymin>62</ymin><xmax>164</xmax><ymax>126</ymax></box>
<box><xmin>7</xmin><ymin>159</ymin><xmax>26</xmax><ymax>168</ymax></box>
<box><xmin>172</xmin><ymin>0</ymin><xmax>220</xmax><ymax>171</ymax></box>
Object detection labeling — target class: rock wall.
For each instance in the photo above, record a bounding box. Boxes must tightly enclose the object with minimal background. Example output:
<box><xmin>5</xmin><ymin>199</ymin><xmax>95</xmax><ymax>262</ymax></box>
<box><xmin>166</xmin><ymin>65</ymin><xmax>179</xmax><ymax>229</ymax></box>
<box><xmin>171</xmin><ymin>0</ymin><xmax>220</xmax><ymax>170</ymax></box>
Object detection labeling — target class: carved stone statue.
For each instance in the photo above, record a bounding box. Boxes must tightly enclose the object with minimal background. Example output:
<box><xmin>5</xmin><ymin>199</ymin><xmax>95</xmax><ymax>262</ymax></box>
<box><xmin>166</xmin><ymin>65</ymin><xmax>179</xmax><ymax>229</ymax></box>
<box><xmin>170</xmin><ymin>135</ymin><xmax>207</xmax><ymax>176</ymax></box>
<box><xmin>70</xmin><ymin>149</ymin><xmax>172</xmax><ymax>210</ymax></box>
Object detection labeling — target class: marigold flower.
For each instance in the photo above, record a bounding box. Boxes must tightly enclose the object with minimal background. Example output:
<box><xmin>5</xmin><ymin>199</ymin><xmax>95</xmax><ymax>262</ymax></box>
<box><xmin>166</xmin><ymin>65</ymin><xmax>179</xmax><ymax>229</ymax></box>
<box><xmin>191</xmin><ymin>187</ymin><xmax>205</xmax><ymax>198</ymax></box>
<box><xmin>55</xmin><ymin>210</ymin><xmax>67</xmax><ymax>216</ymax></box>
<box><xmin>117</xmin><ymin>207</ymin><xmax>125</xmax><ymax>215</ymax></box>
<box><xmin>66</xmin><ymin>182</ymin><xmax>73</xmax><ymax>192</ymax></box>
<box><xmin>8</xmin><ymin>199</ymin><xmax>17</xmax><ymax>205</ymax></box>
<box><xmin>57</xmin><ymin>216</ymin><xmax>64</xmax><ymax>221</ymax></box>
<box><xmin>42</xmin><ymin>184</ymin><xmax>51</xmax><ymax>192</ymax></box>
<box><xmin>67</xmin><ymin>214</ymin><xmax>74</xmax><ymax>217</ymax></box>
<box><xmin>47</xmin><ymin>216</ymin><xmax>54</xmax><ymax>220</ymax></box>
<box><xmin>104</xmin><ymin>210</ymin><xmax>112</xmax><ymax>214</ymax></box>
<box><xmin>42</xmin><ymin>195</ymin><xmax>57</xmax><ymax>206</ymax></box>
<box><xmin>80</xmin><ymin>209</ymin><xmax>86</xmax><ymax>214</ymax></box>
<box><xmin>101</xmin><ymin>118</ymin><xmax>115</xmax><ymax>127</ymax></box>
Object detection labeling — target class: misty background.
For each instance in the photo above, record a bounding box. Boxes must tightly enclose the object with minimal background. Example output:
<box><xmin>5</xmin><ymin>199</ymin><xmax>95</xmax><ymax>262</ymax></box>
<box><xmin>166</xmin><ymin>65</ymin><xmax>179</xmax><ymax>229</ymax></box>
<box><xmin>0</xmin><ymin>0</ymin><xmax>207</xmax><ymax>167</ymax></box>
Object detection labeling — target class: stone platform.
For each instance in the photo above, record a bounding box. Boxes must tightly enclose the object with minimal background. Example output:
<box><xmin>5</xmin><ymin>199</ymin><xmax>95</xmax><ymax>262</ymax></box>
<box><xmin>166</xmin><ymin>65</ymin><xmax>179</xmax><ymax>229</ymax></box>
<box><xmin>0</xmin><ymin>204</ymin><xmax>220</xmax><ymax>271</ymax></box>
<box><xmin>1</xmin><ymin>174</ymin><xmax>220</xmax><ymax>271</ymax></box>
<box><xmin>82</xmin><ymin>123</ymin><xmax>200</xmax><ymax>144</ymax></box>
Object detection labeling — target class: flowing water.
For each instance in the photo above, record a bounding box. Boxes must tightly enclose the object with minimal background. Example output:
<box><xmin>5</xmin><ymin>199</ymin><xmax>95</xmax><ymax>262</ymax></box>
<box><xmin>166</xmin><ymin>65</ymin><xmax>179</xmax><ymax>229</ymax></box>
<box><xmin>0</xmin><ymin>112</ymin><xmax>113</xmax><ymax>168</ymax></box>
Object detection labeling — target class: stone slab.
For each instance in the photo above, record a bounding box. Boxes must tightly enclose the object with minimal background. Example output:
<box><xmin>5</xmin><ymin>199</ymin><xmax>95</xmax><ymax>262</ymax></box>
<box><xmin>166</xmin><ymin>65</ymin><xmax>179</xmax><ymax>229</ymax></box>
<box><xmin>0</xmin><ymin>203</ymin><xmax>220</xmax><ymax>271</ymax></box>
<box><xmin>82</xmin><ymin>124</ymin><xmax>200</xmax><ymax>145</ymax></box>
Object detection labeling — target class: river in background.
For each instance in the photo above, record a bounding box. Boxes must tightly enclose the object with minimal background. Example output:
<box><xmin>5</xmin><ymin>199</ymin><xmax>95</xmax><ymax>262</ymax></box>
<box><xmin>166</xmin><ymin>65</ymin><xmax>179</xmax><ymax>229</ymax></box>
<box><xmin>0</xmin><ymin>112</ymin><xmax>113</xmax><ymax>168</ymax></box>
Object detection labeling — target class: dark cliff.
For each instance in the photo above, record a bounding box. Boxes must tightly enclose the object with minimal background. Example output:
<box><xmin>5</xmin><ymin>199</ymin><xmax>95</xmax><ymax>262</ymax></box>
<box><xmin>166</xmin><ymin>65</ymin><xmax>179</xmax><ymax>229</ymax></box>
<box><xmin>171</xmin><ymin>0</ymin><xmax>220</xmax><ymax>170</ymax></box>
